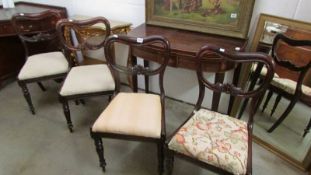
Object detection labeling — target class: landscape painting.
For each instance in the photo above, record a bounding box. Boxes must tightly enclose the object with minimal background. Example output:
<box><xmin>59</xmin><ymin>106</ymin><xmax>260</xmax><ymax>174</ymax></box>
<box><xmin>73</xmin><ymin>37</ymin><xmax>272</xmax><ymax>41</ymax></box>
<box><xmin>146</xmin><ymin>0</ymin><xmax>255</xmax><ymax>38</ymax></box>
<box><xmin>154</xmin><ymin>0</ymin><xmax>241</xmax><ymax>25</ymax></box>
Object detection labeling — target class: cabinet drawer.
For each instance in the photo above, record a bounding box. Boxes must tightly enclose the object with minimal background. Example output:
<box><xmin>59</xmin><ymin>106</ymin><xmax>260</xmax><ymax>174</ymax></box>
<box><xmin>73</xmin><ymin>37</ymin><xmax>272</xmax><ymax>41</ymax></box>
<box><xmin>0</xmin><ymin>22</ymin><xmax>15</xmax><ymax>36</ymax></box>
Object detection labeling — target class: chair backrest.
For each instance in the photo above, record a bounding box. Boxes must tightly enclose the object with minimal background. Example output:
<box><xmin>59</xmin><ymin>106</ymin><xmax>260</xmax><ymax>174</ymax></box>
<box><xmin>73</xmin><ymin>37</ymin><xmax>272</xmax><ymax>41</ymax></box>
<box><xmin>272</xmin><ymin>33</ymin><xmax>311</xmax><ymax>94</ymax></box>
<box><xmin>11</xmin><ymin>10</ymin><xmax>62</xmax><ymax>57</ymax></box>
<box><xmin>194</xmin><ymin>44</ymin><xmax>274</xmax><ymax>125</ymax></box>
<box><xmin>104</xmin><ymin>34</ymin><xmax>170</xmax><ymax>98</ymax></box>
<box><xmin>56</xmin><ymin>17</ymin><xmax>111</xmax><ymax>66</ymax></box>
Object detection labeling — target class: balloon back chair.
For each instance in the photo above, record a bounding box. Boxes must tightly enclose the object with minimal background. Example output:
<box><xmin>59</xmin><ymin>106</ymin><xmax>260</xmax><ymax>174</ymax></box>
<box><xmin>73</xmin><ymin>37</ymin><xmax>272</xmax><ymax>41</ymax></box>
<box><xmin>90</xmin><ymin>34</ymin><xmax>170</xmax><ymax>174</ymax></box>
<box><xmin>12</xmin><ymin>10</ymin><xmax>69</xmax><ymax>114</ymax></box>
<box><xmin>56</xmin><ymin>17</ymin><xmax>115</xmax><ymax>132</ymax></box>
<box><xmin>260</xmin><ymin>34</ymin><xmax>311</xmax><ymax>134</ymax></box>
<box><xmin>166</xmin><ymin>44</ymin><xmax>274</xmax><ymax>175</ymax></box>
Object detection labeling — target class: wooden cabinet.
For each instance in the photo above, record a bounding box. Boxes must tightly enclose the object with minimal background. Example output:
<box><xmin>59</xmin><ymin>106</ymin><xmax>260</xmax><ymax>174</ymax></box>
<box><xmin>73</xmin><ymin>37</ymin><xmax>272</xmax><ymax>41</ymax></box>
<box><xmin>0</xmin><ymin>2</ymin><xmax>67</xmax><ymax>88</ymax></box>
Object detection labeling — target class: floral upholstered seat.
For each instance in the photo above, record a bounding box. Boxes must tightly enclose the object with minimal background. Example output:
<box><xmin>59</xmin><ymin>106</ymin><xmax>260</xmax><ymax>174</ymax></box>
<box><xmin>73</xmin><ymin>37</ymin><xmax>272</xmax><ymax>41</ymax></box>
<box><xmin>168</xmin><ymin>109</ymin><xmax>248</xmax><ymax>175</ymax></box>
<box><xmin>271</xmin><ymin>78</ymin><xmax>311</xmax><ymax>96</ymax></box>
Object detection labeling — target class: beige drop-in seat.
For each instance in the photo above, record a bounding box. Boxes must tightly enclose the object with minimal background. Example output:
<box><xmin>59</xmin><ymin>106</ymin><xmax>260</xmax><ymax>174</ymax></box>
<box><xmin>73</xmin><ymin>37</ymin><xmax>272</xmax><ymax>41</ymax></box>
<box><xmin>18</xmin><ymin>51</ymin><xmax>69</xmax><ymax>80</ymax></box>
<box><xmin>271</xmin><ymin>77</ymin><xmax>311</xmax><ymax>96</ymax></box>
<box><xmin>92</xmin><ymin>92</ymin><xmax>162</xmax><ymax>138</ymax></box>
<box><xmin>251</xmin><ymin>63</ymin><xmax>279</xmax><ymax>78</ymax></box>
<box><xmin>60</xmin><ymin>64</ymin><xmax>115</xmax><ymax>96</ymax></box>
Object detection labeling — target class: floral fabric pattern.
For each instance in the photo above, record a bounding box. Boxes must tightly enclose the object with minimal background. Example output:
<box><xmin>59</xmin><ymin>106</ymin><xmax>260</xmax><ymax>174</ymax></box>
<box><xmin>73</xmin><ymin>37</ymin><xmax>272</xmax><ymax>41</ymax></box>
<box><xmin>168</xmin><ymin>109</ymin><xmax>248</xmax><ymax>175</ymax></box>
<box><xmin>271</xmin><ymin>78</ymin><xmax>311</xmax><ymax>96</ymax></box>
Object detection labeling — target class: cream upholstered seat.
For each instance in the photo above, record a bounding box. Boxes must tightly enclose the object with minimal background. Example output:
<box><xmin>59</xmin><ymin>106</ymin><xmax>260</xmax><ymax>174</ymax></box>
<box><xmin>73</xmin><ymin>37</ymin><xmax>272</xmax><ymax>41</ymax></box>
<box><xmin>271</xmin><ymin>78</ymin><xmax>311</xmax><ymax>96</ymax></box>
<box><xmin>60</xmin><ymin>64</ymin><xmax>115</xmax><ymax>96</ymax></box>
<box><xmin>92</xmin><ymin>92</ymin><xmax>162</xmax><ymax>138</ymax></box>
<box><xmin>168</xmin><ymin>109</ymin><xmax>248</xmax><ymax>175</ymax></box>
<box><xmin>18</xmin><ymin>51</ymin><xmax>69</xmax><ymax>80</ymax></box>
<box><xmin>251</xmin><ymin>63</ymin><xmax>279</xmax><ymax>78</ymax></box>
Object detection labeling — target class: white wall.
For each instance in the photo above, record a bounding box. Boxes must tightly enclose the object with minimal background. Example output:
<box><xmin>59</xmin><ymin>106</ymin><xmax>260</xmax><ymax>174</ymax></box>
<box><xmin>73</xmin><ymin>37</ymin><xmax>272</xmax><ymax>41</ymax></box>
<box><xmin>17</xmin><ymin>0</ymin><xmax>311</xmax><ymax>109</ymax></box>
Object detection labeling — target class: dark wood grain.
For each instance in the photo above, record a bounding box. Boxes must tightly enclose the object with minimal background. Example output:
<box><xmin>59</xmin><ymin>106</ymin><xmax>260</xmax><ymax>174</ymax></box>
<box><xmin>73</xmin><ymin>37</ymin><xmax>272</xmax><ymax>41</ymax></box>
<box><xmin>127</xmin><ymin>24</ymin><xmax>248</xmax><ymax>114</ymax></box>
<box><xmin>128</xmin><ymin>24</ymin><xmax>247</xmax><ymax>72</ymax></box>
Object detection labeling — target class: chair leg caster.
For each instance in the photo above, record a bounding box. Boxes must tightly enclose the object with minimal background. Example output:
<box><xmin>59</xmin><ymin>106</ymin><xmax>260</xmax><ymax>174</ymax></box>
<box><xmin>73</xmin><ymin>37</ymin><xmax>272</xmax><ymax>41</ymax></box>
<box><xmin>101</xmin><ymin>164</ymin><xmax>106</xmax><ymax>172</ymax></box>
<box><xmin>19</xmin><ymin>83</ymin><xmax>36</xmax><ymax>115</ymax></box>
<box><xmin>62</xmin><ymin>100</ymin><xmax>74</xmax><ymax>133</ymax></box>
<box><xmin>92</xmin><ymin>136</ymin><xmax>107</xmax><ymax>173</ymax></box>
<box><xmin>303</xmin><ymin>131</ymin><xmax>309</xmax><ymax>138</ymax></box>
<box><xmin>30</xmin><ymin>107</ymin><xmax>36</xmax><ymax>115</ymax></box>
<box><xmin>158</xmin><ymin>141</ymin><xmax>164</xmax><ymax>175</ymax></box>
<box><xmin>303</xmin><ymin>118</ymin><xmax>311</xmax><ymax>137</ymax></box>
<box><xmin>68</xmin><ymin>124</ymin><xmax>74</xmax><ymax>133</ymax></box>
<box><xmin>165</xmin><ymin>148</ymin><xmax>174</xmax><ymax>175</ymax></box>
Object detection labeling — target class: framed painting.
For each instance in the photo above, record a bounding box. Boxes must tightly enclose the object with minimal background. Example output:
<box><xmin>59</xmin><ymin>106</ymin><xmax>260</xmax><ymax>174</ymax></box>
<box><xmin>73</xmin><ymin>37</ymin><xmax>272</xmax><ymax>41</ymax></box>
<box><xmin>146</xmin><ymin>0</ymin><xmax>255</xmax><ymax>38</ymax></box>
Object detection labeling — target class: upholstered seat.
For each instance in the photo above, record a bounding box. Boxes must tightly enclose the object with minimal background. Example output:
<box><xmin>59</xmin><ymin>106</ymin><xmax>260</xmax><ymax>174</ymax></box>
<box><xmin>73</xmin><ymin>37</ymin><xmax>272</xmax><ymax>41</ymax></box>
<box><xmin>251</xmin><ymin>64</ymin><xmax>279</xmax><ymax>78</ymax></box>
<box><xmin>60</xmin><ymin>64</ymin><xmax>115</xmax><ymax>96</ymax></box>
<box><xmin>271</xmin><ymin>78</ymin><xmax>311</xmax><ymax>96</ymax></box>
<box><xmin>168</xmin><ymin>109</ymin><xmax>248</xmax><ymax>175</ymax></box>
<box><xmin>92</xmin><ymin>92</ymin><xmax>162</xmax><ymax>138</ymax></box>
<box><xmin>18</xmin><ymin>51</ymin><xmax>69</xmax><ymax>80</ymax></box>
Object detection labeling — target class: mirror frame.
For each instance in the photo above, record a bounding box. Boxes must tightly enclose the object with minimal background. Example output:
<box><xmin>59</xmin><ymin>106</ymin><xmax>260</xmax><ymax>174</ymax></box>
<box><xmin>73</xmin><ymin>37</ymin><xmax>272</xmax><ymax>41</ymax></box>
<box><xmin>251</xmin><ymin>13</ymin><xmax>311</xmax><ymax>171</ymax></box>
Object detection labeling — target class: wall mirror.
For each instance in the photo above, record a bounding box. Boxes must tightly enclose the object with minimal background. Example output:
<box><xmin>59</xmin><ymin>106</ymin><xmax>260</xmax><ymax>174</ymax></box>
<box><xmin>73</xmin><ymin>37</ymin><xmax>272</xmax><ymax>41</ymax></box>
<box><xmin>247</xmin><ymin>13</ymin><xmax>311</xmax><ymax>171</ymax></box>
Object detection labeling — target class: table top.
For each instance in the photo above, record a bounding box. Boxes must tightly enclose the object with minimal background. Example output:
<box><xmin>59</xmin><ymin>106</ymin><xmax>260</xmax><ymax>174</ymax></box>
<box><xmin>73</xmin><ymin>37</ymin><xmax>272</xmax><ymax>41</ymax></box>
<box><xmin>0</xmin><ymin>2</ymin><xmax>66</xmax><ymax>21</ymax></box>
<box><xmin>128</xmin><ymin>23</ymin><xmax>248</xmax><ymax>56</ymax></box>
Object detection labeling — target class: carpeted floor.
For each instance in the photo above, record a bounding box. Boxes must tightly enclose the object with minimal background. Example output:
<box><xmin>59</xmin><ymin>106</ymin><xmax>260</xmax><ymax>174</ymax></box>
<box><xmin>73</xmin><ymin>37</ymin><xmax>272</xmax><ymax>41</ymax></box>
<box><xmin>0</xmin><ymin>81</ymin><xmax>308</xmax><ymax>175</ymax></box>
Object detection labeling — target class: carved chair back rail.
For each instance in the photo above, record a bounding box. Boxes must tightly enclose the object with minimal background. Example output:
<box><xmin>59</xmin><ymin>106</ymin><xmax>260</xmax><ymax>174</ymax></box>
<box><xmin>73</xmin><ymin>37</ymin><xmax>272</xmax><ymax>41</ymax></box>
<box><xmin>57</xmin><ymin>17</ymin><xmax>111</xmax><ymax>52</ymax></box>
<box><xmin>104</xmin><ymin>35</ymin><xmax>170</xmax><ymax>94</ymax></box>
<box><xmin>12</xmin><ymin>10</ymin><xmax>62</xmax><ymax>58</ymax></box>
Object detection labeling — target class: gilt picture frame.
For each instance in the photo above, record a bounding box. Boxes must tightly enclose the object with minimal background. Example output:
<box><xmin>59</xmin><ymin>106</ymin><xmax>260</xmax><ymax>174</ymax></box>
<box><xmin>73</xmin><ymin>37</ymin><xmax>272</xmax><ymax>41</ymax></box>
<box><xmin>250</xmin><ymin>13</ymin><xmax>311</xmax><ymax>171</ymax></box>
<box><xmin>146</xmin><ymin>0</ymin><xmax>255</xmax><ymax>39</ymax></box>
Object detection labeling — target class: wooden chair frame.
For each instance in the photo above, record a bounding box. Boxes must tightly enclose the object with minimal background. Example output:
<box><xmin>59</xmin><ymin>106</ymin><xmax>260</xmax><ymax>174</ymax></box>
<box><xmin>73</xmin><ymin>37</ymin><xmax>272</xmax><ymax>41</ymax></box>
<box><xmin>261</xmin><ymin>34</ymin><xmax>311</xmax><ymax>134</ymax></box>
<box><xmin>56</xmin><ymin>17</ymin><xmax>114</xmax><ymax>132</ymax></box>
<box><xmin>90</xmin><ymin>34</ymin><xmax>170</xmax><ymax>174</ymax></box>
<box><xmin>238</xmin><ymin>34</ymin><xmax>311</xmax><ymax>135</ymax></box>
<box><xmin>165</xmin><ymin>44</ymin><xmax>274</xmax><ymax>175</ymax></box>
<box><xmin>12</xmin><ymin>10</ymin><xmax>66</xmax><ymax>114</ymax></box>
